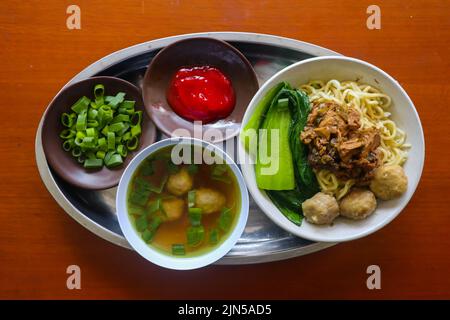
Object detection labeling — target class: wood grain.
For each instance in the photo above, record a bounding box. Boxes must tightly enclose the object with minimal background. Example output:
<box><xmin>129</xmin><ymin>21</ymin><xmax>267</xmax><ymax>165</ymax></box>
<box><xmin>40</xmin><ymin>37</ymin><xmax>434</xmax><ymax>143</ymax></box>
<box><xmin>0</xmin><ymin>0</ymin><xmax>449</xmax><ymax>299</ymax></box>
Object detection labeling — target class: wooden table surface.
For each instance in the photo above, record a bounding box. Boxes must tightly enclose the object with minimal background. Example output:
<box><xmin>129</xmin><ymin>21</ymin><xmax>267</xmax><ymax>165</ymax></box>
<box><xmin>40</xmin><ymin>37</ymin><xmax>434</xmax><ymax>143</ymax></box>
<box><xmin>1</xmin><ymin>0</ymin><xmax>449</xmax><ymax>299</ymax></box>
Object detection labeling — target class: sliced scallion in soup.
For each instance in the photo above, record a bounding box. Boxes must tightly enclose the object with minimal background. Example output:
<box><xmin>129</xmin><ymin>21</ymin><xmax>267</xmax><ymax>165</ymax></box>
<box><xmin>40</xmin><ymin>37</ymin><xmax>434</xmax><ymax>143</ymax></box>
<box><xmin>127</xmin><ymin>145</ymin><xmax>240</xmax><ymax>257</ymax></box>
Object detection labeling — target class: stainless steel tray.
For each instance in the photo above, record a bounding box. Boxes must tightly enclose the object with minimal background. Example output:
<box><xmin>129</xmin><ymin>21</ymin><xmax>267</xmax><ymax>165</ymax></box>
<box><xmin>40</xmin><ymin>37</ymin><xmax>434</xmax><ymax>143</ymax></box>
<box><xmin>35</xmin><ymin>32</ymin><xmax>338</xmax><ymax>264</ymax></box>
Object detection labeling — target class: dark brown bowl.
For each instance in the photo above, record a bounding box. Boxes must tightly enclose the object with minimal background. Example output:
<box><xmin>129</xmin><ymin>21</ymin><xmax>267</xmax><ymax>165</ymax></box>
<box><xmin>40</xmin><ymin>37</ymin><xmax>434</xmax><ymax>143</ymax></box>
<box><xmin>142</xmin><ymin>37</ymin><xmax>259</xmax><ymax>142</ymax></box>
<box><xmin>41</xmin><ymin>76</ymin><xmax>157</xmax><ymax>190</ymax></box>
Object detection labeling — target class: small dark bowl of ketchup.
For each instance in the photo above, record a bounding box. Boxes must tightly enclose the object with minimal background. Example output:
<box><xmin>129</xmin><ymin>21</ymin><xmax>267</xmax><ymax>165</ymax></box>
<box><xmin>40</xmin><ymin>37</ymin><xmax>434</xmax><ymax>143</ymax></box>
<box><xmin>142</xmin><ymin>37</ymin><xmax>259</xmax><ymax>142</ymax></box>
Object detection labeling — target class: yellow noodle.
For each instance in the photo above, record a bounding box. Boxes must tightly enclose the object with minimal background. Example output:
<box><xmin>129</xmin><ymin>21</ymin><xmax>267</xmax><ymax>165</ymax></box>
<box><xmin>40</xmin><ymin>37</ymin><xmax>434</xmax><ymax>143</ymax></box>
<box><xmin>300</xmin><ymin>79</ymin><xmax>409</xmax><ymax>199</ymax></box>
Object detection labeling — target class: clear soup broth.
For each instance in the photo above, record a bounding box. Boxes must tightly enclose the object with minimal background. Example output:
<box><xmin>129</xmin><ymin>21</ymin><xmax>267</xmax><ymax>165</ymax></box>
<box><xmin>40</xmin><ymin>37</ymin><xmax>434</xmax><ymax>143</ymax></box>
<box><xmin>127</xmin><ymin>145</ymin><xmax>240</xmax><ymax>257</ymax></box>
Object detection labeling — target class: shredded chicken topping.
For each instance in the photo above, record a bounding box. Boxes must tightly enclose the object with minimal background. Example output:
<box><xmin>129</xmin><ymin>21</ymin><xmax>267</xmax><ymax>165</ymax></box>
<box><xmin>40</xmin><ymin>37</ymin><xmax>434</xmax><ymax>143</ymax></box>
<box><xmin>300</xmin><ymin>102</ymin><xmax>381</xmax><ymax>183</ymax></box>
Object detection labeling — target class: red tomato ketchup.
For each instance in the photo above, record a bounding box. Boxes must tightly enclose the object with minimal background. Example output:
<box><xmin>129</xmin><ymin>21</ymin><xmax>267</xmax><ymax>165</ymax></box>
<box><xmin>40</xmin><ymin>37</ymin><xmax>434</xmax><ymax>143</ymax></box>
<box><xmin>166</xmin><ymin>66</ymin><xmax>236</xmax><ymax>123</ymax></box>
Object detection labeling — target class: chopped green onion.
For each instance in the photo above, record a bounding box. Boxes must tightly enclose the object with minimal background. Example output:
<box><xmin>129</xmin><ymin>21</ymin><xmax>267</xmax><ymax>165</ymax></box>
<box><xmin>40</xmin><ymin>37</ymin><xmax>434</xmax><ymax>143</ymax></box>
<box><xmin>61</xmin><ymin>113</ymin><xmax>74</xmax><ymax>127</ymax></box>
<box><xmin>117</xmin><ymin>123</ymin><xmax>130</xmax><ymax>137</ymax></box>
<box><xmin>96</xmin><ymin>150</ymin><xmax>106</xmax><ymax>159</ymax></box>
<box><xmin>187</xmin><ymin>190</ymin><xmax>196</xmax><ymax>208</ymax></box>
<box><xmin>103</xmin><ymin>150</ymin><xmax>113</xmax><ymax>164</ymax></box>
<box><xmin>71</xmin><ymin>96</ymin><xmax>90</xmax><ymax>114</ymax></box>
<box><xmin>211</xmin><ymin>175</ymin><xmax>231</xmax><ymax>184</ymax></box>
<box><xmin>122</xmin><ymin>132</ymin><xmax>131</xmax><ymax>141</ymax></box>
<box><xmin>106</xmin><ymin>92</ymin><xmax>125</xmax><ymax>108</ymax></box>
<box><xmin>187</xmin><ymin>226</ymin><xmax>205</xmax><ymax>247</ymax></box>
<box><xmin>101</xmin><ymin>125</ymin><xmax>109</xmax><ymax>136</ymax></box>
<box><xmin>97</xmin><ymin>137</ymin><xmax>107</xmax><ymax>151</ymax></box>
<box><xmin>209</xmin><ymin>228</ymin><xmax>219</xmax><ymax>245</ymax></box>
<box><xmin>130</xmin><ymin>177</ymin><xmax>152</xmax><ymax>206</ymax></box>
<box><xmin>129</xmin><ymin>191</ymin><xmax>149</xmax><ymax>206</ymax></box>
<box><xmin>131</xmin><ymin>124</ymin><xmax>141</xmax><ymax>137</ymax></box>
<box><xmin>87</xmin><ymin>120</ymin><xmax>99</xmax><ymax>128</ymax></box>
<box><xmin>83</xmin><ymin>158</ymin><xmax>103</xmax><ymax>169</ymax></box>
<box><xmin>94</xmin><ymin>84</ymin><xmax>105</xmax><ymax>106</ymax></box>
<box><xmin>135</xmin><ymin>215</ymin><xmax>148</xmax><ymax>232</ymax></box>
<box><xmin>140</xmin><ymin>216</ymin><xmax>162</xmax><ymax>243</ymax></box>
<box><xmin>74</xmin><ymin>136</ymin><xmax>83</xmax><ymax>146</ymax></box>
<box><xmin>107</xmin><ymin>131</ymin><xmax>115</xmax><ymax>150</ymax></box>
<box><xmin>86</xmin><ymin>128</ymin><xmax>95</xmax><ymax>137</ymax></box>
<box><xmin>62</xmin><ymin>139</ymin><xmax>74</xmax><ymax>151</ymax></box>
<box><xmin>141</xmin><ymin>160</ymin><xmax>154</xmax><ymax>176</ymax></box>
<box><xmin>142</xmin><ymin>229</ymin><xmax>153</xmax><ymax>243</ymax></box>
<box><xmin>135</xmin><ymin>177</ymin><xmax>151</xmax><ymax>192</ymax></box>
<box><xmin>71</xmin><ymin>146</ymin><xmax>82</xmax><ymax>158</ymax></box>
<box><xmin>219</xmin><ymin>207</ymin><xmax>232</xmax><ymax>232</ymax></box>
<box><xmin>75</xmin><ymin>131</ymin><xmax>85</xmax><ymax>139</ymax></box>
<box><xmin>121</xmin><ymin>100</ymin><xmax>135</xmax><ymax>110</ymax></box>
<box><xmin>172</xmin><ymin>244</ymin><xmax>186</xmax><ymax>256</ymax></box>
<box><xmin>99</xmin><ymin>105</ymin><xmax>113</xmax><ymax>126</ymax></box>
<box><xmin>131</xmin><ymin>111</ymin><xmax>142</xmax><ymax>126</ymax></box>
<box><xmin>81</xmin><ymin>136</ymin><xmax>95</xmax><ymax>148</ymax></box>
<box><xmin>126</xmin><ymin>136</ymin><xmax>139</xmax><ymax>150</ymax></box>
<box><xmin>128</xmin><ymin>205</ymin><xmax>146</xmax><ymax>216</ymax></box>
<box><xmin>59</xmin><ymin>129</ymin><xmax>75</xmax><ymax>139</ymax></box>
<box><xmin>211</xmin><ymin>164</ymin><xmax>230</xmax><ymax>183</ymax></box>
<box><xmin>109</xmin><ymin>122</ymin><xmax>125</xmax><ymax>133</ymax></box>
<box><xmin>161</xmin><ymin>195</ymin><xmax>176</xmax><ymax>201</ymax></box>
<box><xmin>147</xmin><ymin>174</ymin><xmax>168</xmax><ymax>194</ymax></box>
<box><xmin>188</xmin><ymin>207</ymin><xmax>202</xmax><ymax>226</ymax></box>
<box><xmin>212</xmin><ymin>164</ymin><xmax>227</xmax><ymax>176</ymax></box>
<box><xmin>105</xmin><ymin>153</ymin><xmax>123</xmax><ymax>168</ymax></box>
<box><xmin>87</xmin><ymin>108</ymin><xmax>98</xmax><ymax>120</ymax></box>
<box><xmin>117</xmin><ymin>144</ymin><xmax>127</xmax><ymax>157</ymax></box>
<box><xmin>85</xmin><ymin>151</ymin><xmax>96</xmax><ymax>159</ymax></box>
<box><xmin>147</xmin><ymin>198</ymin><xmax>161</xmax><ymax>214</ymax></box>
<box><xmin>111</xmin><ymin>114</ymin><xmax>130</xmax><ymax>123</ymax></box>
<box><xmin>149</xmin><ymin>216</ymin><xmax>162</xmax><ymax>232</ymax></box>
<box><xmin>75</xmin><ymin>112</ymin><xmax>87</xmax><ymax>131</ymax></box>
<box><xmin>118</xmin><ymin>107</ymin><xmax>135</xmax><ymax>115</ymax></box>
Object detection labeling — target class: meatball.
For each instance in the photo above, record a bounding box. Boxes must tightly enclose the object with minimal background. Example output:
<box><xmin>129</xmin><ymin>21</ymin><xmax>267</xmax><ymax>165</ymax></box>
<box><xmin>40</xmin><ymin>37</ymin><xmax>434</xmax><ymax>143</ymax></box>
<box><xmin>161</xmin><ymin>198</ymin><xmax>185</xmax><ymax>221</ymax></box>
<box><xmin>195</xmin><ymin>188</ymin><xmax>226</xmax><ymax>214</ymax></box>
<box><xmin>370</xmin><ymin>165</ymin><xmax>408</xmax><ymax>200</ymax></box>
<box><xmin>302</xmin><ymin>192</ymin><xmax>339</xmax><ymax>225</ymax></box>
<box><xmin>166</xmin><ymin>168</ymin><xmax>193</xmax><ymax>196</ymax></box>
<box><xmin>340</xmin><ymin>188</ymin><xmax>377</xmax><ymax>220</ymax></box>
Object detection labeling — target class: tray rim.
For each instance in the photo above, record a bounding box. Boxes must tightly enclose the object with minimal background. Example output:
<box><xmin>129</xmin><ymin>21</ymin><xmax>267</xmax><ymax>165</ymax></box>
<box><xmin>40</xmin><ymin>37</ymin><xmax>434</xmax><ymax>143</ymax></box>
<box><xmin>35</xmin><ymin>32</ymin><xmax>339</xmax><ymax>264</ymax></box>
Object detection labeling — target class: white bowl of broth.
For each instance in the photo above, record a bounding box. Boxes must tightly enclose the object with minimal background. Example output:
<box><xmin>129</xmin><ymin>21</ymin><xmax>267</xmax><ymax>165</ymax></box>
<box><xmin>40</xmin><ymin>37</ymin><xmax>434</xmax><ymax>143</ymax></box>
<box><xmin>116</xmin><ymin>137</ymin><xmax>249</xmax><ymax>270</ymax></box>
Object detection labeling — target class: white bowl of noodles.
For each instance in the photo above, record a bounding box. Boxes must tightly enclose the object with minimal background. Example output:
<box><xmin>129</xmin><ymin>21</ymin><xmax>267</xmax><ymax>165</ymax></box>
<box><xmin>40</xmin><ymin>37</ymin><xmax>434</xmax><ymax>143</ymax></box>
<box><xmin>238</xmin><ymin>56</ymin><xmax>424</xmax><ymax>242</ymax></box>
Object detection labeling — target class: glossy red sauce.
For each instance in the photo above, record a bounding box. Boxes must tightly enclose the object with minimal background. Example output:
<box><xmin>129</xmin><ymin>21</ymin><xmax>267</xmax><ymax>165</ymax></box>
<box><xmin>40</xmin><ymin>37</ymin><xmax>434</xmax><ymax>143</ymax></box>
<box><xmin>166</xmin><ymin>66</ymin><xmax>236</xmax><ymax>123</ymax></box>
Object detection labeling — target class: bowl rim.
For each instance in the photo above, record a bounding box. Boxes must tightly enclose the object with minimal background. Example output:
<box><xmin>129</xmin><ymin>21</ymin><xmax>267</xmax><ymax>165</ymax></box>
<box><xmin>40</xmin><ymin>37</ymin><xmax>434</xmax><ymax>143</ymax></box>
<box><xmin>238</xmin><ymin>55</ymin><xmax>425</xmax><ymax>242</ymax></box>
<box><xmin>116</xmin><ymin>137</ymin><xmax>250</xmax><ymax>269</ymax></box>
<box><xmin>142</xmin><ymin>36</ymin><xmax>259</xmax><ymax>143</ymax></box>
<box><xmin>41</xmin><ymin>75</ymin><xmax>156</xmax><ymax>190</ymax></box>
